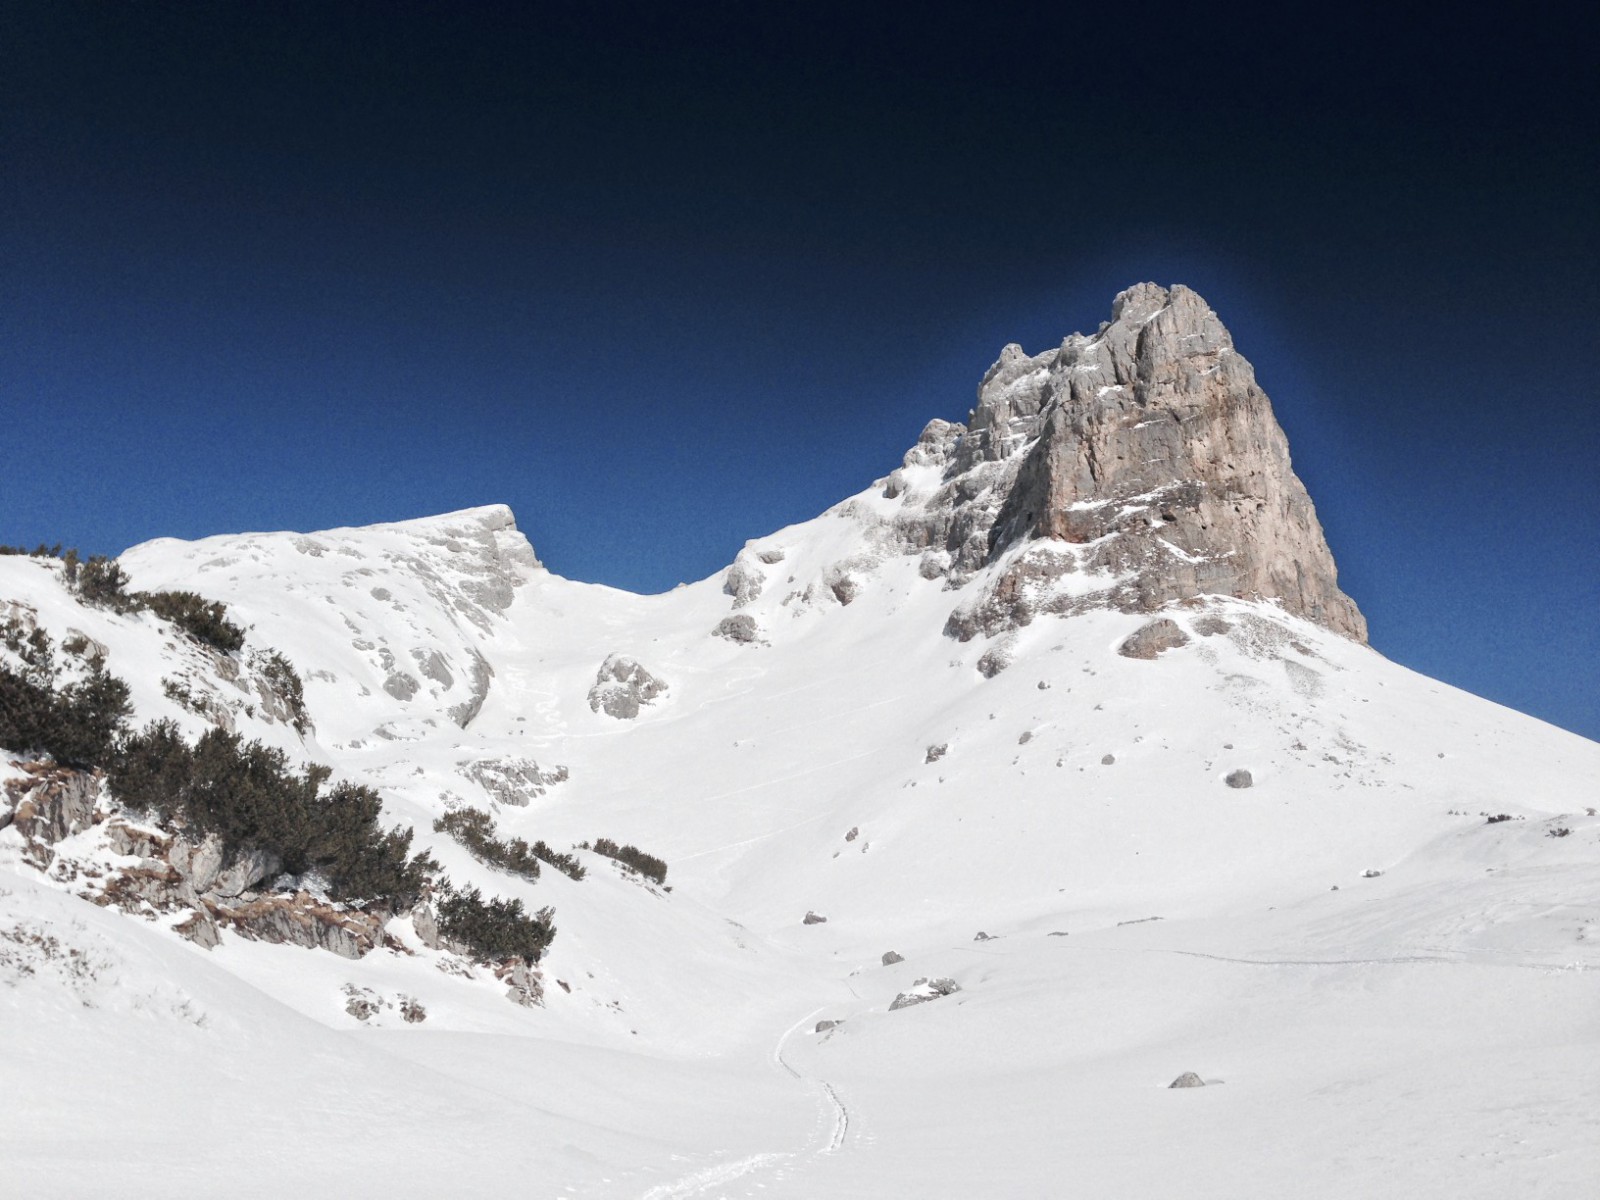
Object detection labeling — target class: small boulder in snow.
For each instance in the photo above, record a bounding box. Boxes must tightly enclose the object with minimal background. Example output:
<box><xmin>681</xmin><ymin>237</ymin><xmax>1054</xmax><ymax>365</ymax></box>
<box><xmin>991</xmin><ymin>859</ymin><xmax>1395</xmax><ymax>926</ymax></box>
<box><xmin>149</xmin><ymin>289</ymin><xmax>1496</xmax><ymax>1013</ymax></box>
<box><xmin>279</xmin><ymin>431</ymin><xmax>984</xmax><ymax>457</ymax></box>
<box><xmin>174</xmin><ymin>912</ymin><xmax>221</xmax><ymax>950</ymax></box>
<box><xmin>881</xmin><ymin>950</ymin><xmax>905</xmax><ymax>965</ymax></box>
<box><xmin>925</xmin><ymin>743</ymin><xmax>948</xmax><ymax>764</ymax></box>
<box><xmin>1224</xmin><ymin>768</ymin><xmax>1253</xmax><ymax>789</ymax></box>
<box><xmin>814</xmin><ymin>1019</ymin><xmax>842</xmax><ymax>1033</ymax></box>
<box><xmin>713</xmin><ymin>614</ymin><xmax>760</xmax><ymax>644</ymax></box>
<box><xmin>976</xmin><ymin>644</ymin><xmax>1012</xmax><ymax>677</ymax></box>
<box><xmin>889</xmin><ymin>977</ymin><xmax>961</xmax><ymax>1011</ymax></box>
<box><xmin>343</xmin><ymin>984</ymin><xmax>385</xmax><ymax>1022</ymax></box>
<box><xmin>803</xmin><ymin>911</ymin><xmax>828</xmax><ymax>925</ymax></box>
<box><xmin>1168</xmin><ymin>1072</ymin><xmax>1206</xmax><ymax>1089</ymax></box>
<box><xmin>1117</xmin><ymin>618</ymin><xmax>1190</xmax><ymax>660</ymax></box>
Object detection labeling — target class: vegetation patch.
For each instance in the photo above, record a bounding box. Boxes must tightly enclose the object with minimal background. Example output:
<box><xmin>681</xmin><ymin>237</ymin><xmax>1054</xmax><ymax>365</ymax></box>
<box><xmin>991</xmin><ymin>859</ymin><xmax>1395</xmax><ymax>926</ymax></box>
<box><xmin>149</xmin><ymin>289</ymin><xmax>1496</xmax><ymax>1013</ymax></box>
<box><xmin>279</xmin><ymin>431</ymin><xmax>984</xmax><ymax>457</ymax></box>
<box><xmin>0</xmin><ymin>543</ymin><xmax>67</xmax><ymax>558</ymax></box>
<box><xmin>110</xmin><ymin>721</ymin><xmax>436</xmax><ymax>907</ymax></box>
<box><xmin>51</xmin><ymin>551</ymin><xmax>246</xmax><ymax>655</ymax></box>
<box><xmin>583</xmin><ymin>837</ymin><xmax>668</xmax><ymax>886</ymax></box>
<box><xmin>435</xmin><ymin>886</ymin><xmax>556</xmax><ymax>962</ymax></box>
<box><xmin>0</xmin><ymin>621</ymin><xmax>131</xmax><ymax>768</ymax></box>
<box><xmin>140</xmin><ymin>590</ymin><xmax>246</xmax><ymax>654</ymax></box>
<box><xmin>434</xmin><ymin>806</ymin><xmax>587</xmax><ymax>882</ymax></box>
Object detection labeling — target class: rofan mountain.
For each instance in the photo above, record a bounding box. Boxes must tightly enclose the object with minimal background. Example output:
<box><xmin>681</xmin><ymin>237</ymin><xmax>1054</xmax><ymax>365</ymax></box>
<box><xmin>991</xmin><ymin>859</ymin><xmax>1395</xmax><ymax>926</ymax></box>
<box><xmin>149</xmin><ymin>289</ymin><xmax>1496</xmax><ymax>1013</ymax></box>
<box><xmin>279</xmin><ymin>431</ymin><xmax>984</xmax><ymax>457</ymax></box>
<box><xmin>4</xmin><ymin>284</ymin><xmax>1597</xmax><ymax>1200</ymax></box>
<box><xmin>890</xmin><ymin>281</ymin><xmax>1364</xmax><ymax>644</ymax></box>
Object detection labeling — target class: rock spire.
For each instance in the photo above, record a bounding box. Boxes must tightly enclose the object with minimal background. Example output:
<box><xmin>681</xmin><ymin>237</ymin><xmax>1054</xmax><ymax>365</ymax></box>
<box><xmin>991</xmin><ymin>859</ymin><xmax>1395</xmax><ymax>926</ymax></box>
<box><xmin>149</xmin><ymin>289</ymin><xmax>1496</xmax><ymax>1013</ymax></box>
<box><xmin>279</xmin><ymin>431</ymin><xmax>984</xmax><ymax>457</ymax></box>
<box><xmin>886</xmin><ymin>283</ymin><xmax>1366</xmax><ymax>642</ymax></box>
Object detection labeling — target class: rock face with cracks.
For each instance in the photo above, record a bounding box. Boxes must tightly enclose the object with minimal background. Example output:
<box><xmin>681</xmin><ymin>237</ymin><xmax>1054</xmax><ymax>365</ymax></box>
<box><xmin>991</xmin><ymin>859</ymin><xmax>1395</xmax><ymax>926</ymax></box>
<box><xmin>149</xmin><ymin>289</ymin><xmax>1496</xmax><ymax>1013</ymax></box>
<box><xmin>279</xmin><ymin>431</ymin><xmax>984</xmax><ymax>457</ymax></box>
<box><xmin>884</xmin><ymin>284</ymin><xmax>1365</xmax><ymax>644</ymax></box>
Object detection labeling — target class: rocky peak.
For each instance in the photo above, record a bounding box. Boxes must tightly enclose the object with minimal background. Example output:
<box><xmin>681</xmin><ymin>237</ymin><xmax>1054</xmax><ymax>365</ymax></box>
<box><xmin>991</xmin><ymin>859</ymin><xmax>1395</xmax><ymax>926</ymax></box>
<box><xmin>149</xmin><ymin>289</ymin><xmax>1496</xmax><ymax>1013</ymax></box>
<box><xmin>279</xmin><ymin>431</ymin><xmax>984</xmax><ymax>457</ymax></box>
<box><xmin>887</xmin><ymin>283</ymin><xmax>1366</xmax><ymax>644</ymax></box>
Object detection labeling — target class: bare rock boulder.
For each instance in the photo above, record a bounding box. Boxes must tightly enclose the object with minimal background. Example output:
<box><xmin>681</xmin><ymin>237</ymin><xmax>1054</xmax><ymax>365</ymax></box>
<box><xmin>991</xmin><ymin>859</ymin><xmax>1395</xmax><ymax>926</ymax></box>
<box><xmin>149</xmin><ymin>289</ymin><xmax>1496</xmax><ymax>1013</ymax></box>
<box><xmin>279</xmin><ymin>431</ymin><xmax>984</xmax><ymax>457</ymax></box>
<box><xmin>174</xmin><ymin>911</ymin><xmax>221</xmax><ymax>950</ymax></box>
<box><xmin>714</xmin><ymin>614</ymin><xmax>760</xmax><ymax>644</ymax></box>
<box><xmin>889</xmin><ymin>977</ymin><xmax>961</xmax><ymax>1011</ymax></box>
<box><xmin>1169</xmin><ymin>1072</ymin><xmax>1206</xmax><ymax>1089</ymax></box>
<box><xmin>497</xmin><ymin>959</ymin><xmax>544</xmax><ymax>1007</ymax></box>
<box><xmin>1117</xmin><ymin>618</ymin><xmax>1190</xmax><ymax>660</ymax></box>
<box><xmin>5</xmin><ymin>764</ymin><xmax>100</xmax><ymax>846</ymax></box>
<box><xmin>210</xmin><ymin>847</ymin><xmax>283</xmax><ymax>898</ymax></box>
<box><xmin>723</xmin><ymin>550</ymin><xmax>767</xmax><ymax>607</ymax></box>
<box><xmin>802</xmin><ymin>911</ymin><xmax>828</xmax><ymax>925</ymax></box>
<box><xmin>588</xmin><ymin>654</ymin><xmax>669</xmax><ymax>720</ymax></box>
<box><xmin>1224</xmin><ymin>769</ymin><xmax>1253</xmax><ymax>789</ymax></box>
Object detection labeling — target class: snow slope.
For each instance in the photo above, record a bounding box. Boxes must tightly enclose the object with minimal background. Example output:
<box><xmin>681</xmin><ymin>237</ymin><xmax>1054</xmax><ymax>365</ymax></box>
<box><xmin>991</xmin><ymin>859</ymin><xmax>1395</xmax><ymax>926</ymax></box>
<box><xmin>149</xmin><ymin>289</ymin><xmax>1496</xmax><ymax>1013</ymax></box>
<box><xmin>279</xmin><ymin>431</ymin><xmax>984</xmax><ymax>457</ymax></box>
<box><xmin>4</xmin><ymin>490</ymin><xmax>1597</xmax><ymax>1199</ymax></box>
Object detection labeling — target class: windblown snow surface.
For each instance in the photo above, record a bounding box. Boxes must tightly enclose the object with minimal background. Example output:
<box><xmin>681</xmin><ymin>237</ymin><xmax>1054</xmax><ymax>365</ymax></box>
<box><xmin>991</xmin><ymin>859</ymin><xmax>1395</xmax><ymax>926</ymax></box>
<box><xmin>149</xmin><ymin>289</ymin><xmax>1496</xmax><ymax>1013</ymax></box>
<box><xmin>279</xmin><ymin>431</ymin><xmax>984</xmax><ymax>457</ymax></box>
<box><xmin>3</xmin><ymin>500</ymin><xmax>1597</xmax><ymax>1199</ymax></box>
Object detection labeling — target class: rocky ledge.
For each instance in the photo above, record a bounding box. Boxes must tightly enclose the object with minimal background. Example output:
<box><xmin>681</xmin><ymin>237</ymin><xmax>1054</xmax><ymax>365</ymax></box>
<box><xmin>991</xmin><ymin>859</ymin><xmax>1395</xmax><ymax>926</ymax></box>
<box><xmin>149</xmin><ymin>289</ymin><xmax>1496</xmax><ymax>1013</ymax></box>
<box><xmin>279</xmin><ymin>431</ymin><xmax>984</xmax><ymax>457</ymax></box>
<box><xmin>3</xmin><ymin>761</ymin><xmax>542</xmax><ymax>1003</ymax></box>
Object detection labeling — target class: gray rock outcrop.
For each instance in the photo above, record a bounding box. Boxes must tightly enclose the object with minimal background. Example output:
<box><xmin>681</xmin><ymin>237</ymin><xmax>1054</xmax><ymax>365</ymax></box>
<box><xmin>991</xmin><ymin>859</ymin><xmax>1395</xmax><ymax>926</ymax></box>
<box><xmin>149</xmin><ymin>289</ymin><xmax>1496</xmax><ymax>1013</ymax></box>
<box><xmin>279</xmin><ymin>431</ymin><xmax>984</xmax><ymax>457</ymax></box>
<box><xmin>714</xmin><ymin>614</ymin><xmax>760</xmax><ymax>644</ymax></box>
<box><xmin>214</xmin><ymin>892</ymin><xmax>386</xmax><ymax>959</ymax></box>
<box><xmin>1224</xmin><ymin>769</ymin><xmax>1254</xmax><ymax>789</ymax></box>
<box><xmin>881</xmin><ymin>950</ymin><xmax>904</xmax><ymax>965</ymax></box>
<box><xmin>1169</xmin><ymin>1072</ymin><xmax>1206</xmax><ymax>1089</ymax></box>
<box><xmin>884</xmin><ymin>284</ymin><xmax>1365</xmax><ymax>643</ymax></box>
<box><xmin>1117</xmin><ymin>618</ymin><xmax>1191</xmax><ymax>660</ymax></box>
<box><xmin>889</xmin><ymin>977</ymin><xmax>961</xmax><ymax>1011</ymax></box>
<box><xmin>446</xmin><ymin>650</ymin><xmax>495</xmax><ymax>728</ymax></box>
<box><xmin>723</xmin><ymin>549</ymin><xmax>767</xmax><ymax>607</ymax></box>
<box><xmin>587</xmin><ymin>654</ymin><xmax>669</xmax><ymax>719</ymax></box>
<box><xmin>459</xmin><ymin>756</ymin><xmax>569</xmax><ymax>806</ymax></box>
<box><xmin>803</xmin><ymin>910</ymin><xmax>828</xmax><ymax>925</ymax></box>
<box><xmin>5</xmin><ymin>764</ymin><xmax>100</xmax><ymax>846</ymax></box>
<box><xmin>497</xmin><ymin>959</ymin><xmax>544</xmax><ymax>1007</ymax></box>
<box><xmin>174</xmin><ymin>911</ymin><xmax>221</xmax><ymax>949</ymax></box>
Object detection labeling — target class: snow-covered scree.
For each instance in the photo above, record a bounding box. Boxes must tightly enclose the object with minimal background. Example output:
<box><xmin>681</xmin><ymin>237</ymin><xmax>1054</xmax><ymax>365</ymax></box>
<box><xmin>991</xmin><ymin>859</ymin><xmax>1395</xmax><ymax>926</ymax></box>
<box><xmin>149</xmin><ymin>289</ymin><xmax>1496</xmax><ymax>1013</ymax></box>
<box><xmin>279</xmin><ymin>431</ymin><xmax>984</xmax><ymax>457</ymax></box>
<box><xmin>5</xmin><ymin>287</ymin><xmax>1599</xmax><ymax>1198</ymax></box>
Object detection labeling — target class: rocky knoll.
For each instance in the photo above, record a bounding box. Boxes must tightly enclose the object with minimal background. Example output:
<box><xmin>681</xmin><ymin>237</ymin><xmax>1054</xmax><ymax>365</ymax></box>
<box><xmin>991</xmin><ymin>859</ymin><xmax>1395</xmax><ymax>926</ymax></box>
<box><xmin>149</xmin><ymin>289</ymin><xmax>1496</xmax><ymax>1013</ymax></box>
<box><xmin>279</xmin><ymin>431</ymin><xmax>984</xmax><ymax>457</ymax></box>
<box><xmin>885</xmin><ymin>283</ymin><xmax>1365</xmax><ymax>644</ymax></box>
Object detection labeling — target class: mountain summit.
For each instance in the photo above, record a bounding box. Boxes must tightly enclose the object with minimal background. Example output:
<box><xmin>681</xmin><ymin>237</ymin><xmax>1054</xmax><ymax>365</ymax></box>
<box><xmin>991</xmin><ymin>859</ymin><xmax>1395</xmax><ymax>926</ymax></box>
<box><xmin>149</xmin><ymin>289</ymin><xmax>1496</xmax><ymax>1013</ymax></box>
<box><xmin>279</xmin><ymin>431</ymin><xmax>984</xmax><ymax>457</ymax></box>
<box><xmin>884</xmin><ymin>283</ymin><xmax>1365</xmax><ymax>644</ymax></box>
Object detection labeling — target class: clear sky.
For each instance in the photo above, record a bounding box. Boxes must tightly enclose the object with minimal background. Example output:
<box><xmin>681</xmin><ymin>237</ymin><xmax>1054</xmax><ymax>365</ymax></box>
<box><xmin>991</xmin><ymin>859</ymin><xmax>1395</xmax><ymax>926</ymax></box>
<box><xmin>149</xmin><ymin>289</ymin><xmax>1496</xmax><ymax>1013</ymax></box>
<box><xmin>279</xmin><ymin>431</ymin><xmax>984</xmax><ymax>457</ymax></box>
<box><xmin>2</xmin><ymin>3</ymin><xmax>1595</xmax><ymax>740</ymax></box>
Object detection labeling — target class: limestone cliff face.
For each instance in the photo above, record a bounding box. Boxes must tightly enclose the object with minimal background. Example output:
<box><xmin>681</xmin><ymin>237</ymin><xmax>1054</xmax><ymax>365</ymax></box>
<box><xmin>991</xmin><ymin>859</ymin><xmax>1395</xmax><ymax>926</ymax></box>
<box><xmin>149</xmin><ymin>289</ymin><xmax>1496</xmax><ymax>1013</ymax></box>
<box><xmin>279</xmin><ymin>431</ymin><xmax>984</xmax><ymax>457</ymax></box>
<box><xmin>885</xmin><ymin>283</ymin><xmax>1366</xmax><ymax>642</ymax></box>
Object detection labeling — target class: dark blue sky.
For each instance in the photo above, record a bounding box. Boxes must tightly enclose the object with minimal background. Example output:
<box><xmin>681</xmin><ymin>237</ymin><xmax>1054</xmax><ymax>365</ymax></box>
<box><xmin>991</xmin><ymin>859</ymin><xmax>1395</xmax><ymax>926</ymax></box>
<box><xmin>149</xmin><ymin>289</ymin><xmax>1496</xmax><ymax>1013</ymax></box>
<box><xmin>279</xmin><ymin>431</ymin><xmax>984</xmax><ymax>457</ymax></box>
<box><xmin>3</xmin><ymin>3</ymin><xmax>1595</xmax><ymax>739</ymax></box>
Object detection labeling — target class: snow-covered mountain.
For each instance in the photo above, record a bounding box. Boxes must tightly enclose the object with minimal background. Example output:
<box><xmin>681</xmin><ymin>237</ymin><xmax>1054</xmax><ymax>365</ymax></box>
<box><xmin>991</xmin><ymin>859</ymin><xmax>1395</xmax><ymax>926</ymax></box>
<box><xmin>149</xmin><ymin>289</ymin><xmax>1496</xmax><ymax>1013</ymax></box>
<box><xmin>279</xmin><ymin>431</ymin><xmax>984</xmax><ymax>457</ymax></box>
<box><xmin>4</xmin><ymin>285</ymin><xmax>1596</xmax><ymax>1200</ymax></box>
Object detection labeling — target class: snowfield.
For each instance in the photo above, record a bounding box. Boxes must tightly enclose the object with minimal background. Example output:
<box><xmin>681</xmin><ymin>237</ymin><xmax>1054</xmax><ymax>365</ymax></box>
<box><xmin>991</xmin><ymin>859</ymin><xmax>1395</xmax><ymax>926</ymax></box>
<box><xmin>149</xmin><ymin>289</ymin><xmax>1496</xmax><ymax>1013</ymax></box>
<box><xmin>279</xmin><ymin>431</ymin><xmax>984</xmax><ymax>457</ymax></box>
<box><xmin>3</xmin><ymin>498</ymin><xmax>1597</xmax><ymax>1199</ymax></box>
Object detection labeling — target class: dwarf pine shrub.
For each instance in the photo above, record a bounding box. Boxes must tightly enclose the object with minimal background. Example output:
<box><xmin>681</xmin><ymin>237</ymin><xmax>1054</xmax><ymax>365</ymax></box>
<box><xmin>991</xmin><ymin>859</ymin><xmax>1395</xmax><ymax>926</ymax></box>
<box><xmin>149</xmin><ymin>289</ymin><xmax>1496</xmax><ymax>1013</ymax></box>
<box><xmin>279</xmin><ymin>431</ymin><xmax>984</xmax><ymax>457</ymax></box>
<box><xmin>435</xmin><ymin>806</ymin><xmax>542</xmax><ymax>881</ymax></box>
<box><xmin>435</xmin><ymin>886</ymin><xmax>556</xmax><ymax>962</ymax></box>
<box><xmin>0</xmin><ymin>622</ymin><xmax>131</xmax><ymax>767</ymax></box>
<box><xmin>109</xmin><ymin>723</ymin><xmax>434</xmax><ymax>907</ymax></box>
<box><xmin>141</xmin><ymin>590</ymin><xmax>246</xmax><ymax>654</ymax></box>
<box><xmin>585</xmin><ymin>837</ymin><xmax>668</xmax><ymax>885</ymax></box>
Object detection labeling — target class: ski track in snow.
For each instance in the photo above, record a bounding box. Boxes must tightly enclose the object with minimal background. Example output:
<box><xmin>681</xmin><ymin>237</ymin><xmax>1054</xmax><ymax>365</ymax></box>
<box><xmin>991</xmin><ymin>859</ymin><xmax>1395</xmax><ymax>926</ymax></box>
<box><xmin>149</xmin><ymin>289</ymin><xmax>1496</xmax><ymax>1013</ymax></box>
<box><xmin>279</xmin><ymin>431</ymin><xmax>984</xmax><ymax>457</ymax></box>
<box><xmin>634</xmin><ymin>1005</ymin><xmax>851</xmax><ymax>1199</ymax></box>
<box><xmin>772</xmin><ymin>1007</ymin><xmax>851</xmax><ymax>1157</ymax></box>
<box><xmin>1152</xmin><ymin>947</ymin><xmax>1578</xmax><ymax>972</ymax></box>
<box><xmin>636</xmin><ymin>1152</ymin><xmax>793</xmax><ymax>1200</ymax></box>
